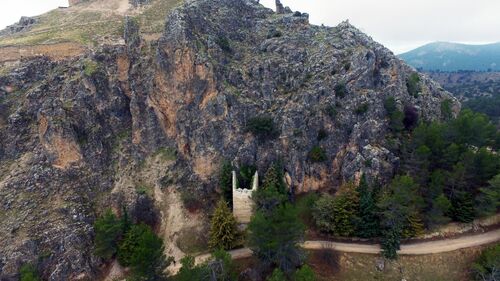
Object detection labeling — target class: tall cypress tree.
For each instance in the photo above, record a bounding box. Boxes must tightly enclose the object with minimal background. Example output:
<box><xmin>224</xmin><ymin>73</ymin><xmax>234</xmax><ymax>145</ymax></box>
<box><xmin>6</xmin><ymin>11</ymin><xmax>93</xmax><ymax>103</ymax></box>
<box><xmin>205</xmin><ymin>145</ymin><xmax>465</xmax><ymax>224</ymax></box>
<box><xmin>356</xmin><ymin>176</ymin><xmax>380</xmax><ymax>238</ymax></box>
<box><xmin>208</xmin><ymin>199</ymin><xmax>240</xmax><ymax>250</ymax></box>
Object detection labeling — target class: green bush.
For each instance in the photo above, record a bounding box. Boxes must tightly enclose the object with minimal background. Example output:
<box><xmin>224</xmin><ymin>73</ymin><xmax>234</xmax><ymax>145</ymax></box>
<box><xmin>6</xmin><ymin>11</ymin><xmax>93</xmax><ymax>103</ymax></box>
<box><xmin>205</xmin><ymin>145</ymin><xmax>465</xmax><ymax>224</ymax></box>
<box><xmin>324</xmin><ymin>104</ymin><xmax>337</xmax><ymax>119</ymax></box>
<box><xmin>334</xmin><ymin>82</ymin><xmax>347</xmax><ymax>98</ymax></box>
<box><xmin>406</xmin><ymin>73</ymin><xmax>421</xmax><ymax>97</ymax></box>
<box><xmin>215</xmin><ymin>35</ymin><xmax>231</xmax><ymax>52</ymax></box>
<box><xmin>471</xmin><ymin>244</ymin><xmax>500</xmax><ymax>281</ymax></box>
<box><xmin>440</xmin><ymin>99</ymin><xmax>453</xmax><ymax>120</ymax></box>
<box><xmin>19</xmin><ymin>264</ymin><xmax>40</xmax><ymax>281</ymax></box>
<box><xmin>355</xmin><ymin>103</ymin><xmax>369</xmax><ymax>115</ymax></box>
<box><xmin>308</xmin><ymin>146</ymin><xmax>327</xmax><ymax>163</ymax></box>
<box><xmin>246</xmin><ymin>116</ymin><xmax>278</xmax><ymax>140</ymax></box>
<box><xmin>384</xmin><ymin>97</ymin><xmax>397</xmax><ymax>116</ymax></box>
<box><xmin>293</xmin><ymin>265</ymin><xmax>316</xmax><ymax>281</ymax></box>
<box><xmin>83</xmin><ymin>59</ymin><xmax>99</xmax><ymax>77</ymax></box>
<box><xmin>317</xmin><ymin>129</ymin><xmax>328</xmax><ymax>141</ymax></box>
<box><xmin>94</xmin><ymin>209</ymin><xmax>123</xmax><ymax>259</ymax></box>
<box><xmin>312</xmin><ymin>183</ymin><xmax>359</xmax><ymax>236</ymax></box>
<box><xmin>248</xmin><ymin>204</ymin><xmax>305</xmax><ymax>274</ymax></box>
<box><xmin>118</xmin><ymin>223</ymin><xmax>168</xmax><ymax>280</ymax></box>
<box><xmin>267</xmin><ymin>268</ymin><xmax>287</xmax><ymax>281</ymax></box>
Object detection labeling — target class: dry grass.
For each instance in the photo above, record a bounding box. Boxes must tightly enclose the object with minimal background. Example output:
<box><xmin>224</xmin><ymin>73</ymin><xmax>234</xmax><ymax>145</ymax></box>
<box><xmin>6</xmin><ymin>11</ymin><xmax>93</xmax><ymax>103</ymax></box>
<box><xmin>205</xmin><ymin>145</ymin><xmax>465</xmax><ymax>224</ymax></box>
<box><xmin>308</xmin><ymin>245</ymin><xmax>494</xmax><ymax>281</ymax></box>
<box><xmin>0</xmin><ymin>0</ymin><xmax>183</xmax><ymax>47</ymax></box>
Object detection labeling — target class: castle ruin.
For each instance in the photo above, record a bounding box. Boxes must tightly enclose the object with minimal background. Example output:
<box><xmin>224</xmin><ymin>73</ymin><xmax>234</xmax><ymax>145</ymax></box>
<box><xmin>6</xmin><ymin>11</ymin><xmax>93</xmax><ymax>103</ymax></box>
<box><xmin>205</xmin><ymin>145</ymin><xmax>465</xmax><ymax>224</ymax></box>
<box><xmin>232</xmin><ymin>170</ymin><xmax>258</xmax><ymax>224</ymax></box>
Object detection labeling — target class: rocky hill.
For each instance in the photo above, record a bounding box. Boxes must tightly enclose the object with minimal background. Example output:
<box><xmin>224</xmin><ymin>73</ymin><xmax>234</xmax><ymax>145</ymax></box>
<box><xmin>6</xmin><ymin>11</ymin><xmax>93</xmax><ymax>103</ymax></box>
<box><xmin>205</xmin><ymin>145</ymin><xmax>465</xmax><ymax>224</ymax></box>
<box><xmin>0</xmin><ymin>0</ymin><xmax>458</xmax><ymax>279</ymax></box>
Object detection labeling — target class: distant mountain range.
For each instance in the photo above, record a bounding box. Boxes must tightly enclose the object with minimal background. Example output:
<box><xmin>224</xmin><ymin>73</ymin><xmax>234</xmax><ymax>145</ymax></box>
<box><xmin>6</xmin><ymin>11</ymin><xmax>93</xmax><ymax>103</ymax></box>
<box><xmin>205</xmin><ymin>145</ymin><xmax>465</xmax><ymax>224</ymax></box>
<box><xmin>399</xmin><ymin>42</ymin><xmax>500</xmax><ymax>72</ymax></box>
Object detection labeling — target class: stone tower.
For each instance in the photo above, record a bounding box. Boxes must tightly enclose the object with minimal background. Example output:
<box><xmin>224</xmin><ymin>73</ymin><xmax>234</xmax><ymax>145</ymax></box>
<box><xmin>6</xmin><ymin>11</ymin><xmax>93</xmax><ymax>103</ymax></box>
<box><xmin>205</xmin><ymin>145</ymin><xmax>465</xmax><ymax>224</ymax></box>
<box><xmin>232</xmin><ymin>171</ymin><xmax>258</xmax><ymax>224</ymax></box>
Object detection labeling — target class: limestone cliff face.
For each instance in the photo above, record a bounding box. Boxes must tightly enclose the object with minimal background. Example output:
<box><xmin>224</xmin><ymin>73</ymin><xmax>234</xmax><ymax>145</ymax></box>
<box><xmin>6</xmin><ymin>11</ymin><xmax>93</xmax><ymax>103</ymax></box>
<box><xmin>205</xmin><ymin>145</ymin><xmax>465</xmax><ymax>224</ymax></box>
<box><xmin>0</xmin><ymin>0</ymin><xmax>458</xmax><ymax>279</ymax></box>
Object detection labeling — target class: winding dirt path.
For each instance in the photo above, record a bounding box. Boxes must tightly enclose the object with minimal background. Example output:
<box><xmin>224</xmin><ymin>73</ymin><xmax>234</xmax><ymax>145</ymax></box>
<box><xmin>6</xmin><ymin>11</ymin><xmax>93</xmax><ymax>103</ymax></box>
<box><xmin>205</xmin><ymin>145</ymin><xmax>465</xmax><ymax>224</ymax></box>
<box><xmin>169</xmin><ymin>228</ymin><xmax>500</xmax><ymax>274</ymax></box>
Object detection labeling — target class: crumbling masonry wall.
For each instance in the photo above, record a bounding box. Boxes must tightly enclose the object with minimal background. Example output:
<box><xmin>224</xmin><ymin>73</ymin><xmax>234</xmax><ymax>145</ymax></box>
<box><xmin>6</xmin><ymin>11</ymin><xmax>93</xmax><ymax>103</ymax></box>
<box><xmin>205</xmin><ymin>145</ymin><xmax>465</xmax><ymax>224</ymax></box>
<box><xmin>232</xmin><ymin>171</ymin><xmax>258</xmax><ymax>224</ymax></box>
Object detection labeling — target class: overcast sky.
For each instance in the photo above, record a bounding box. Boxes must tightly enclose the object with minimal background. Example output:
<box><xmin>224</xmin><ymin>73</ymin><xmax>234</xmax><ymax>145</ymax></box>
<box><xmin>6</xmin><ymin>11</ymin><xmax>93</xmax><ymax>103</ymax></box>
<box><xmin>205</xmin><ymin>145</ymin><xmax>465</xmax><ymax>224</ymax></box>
<box><xmin>1</xmin><ymin>0</ymin><xmax>499</xmax><ymax>54</ymax></box>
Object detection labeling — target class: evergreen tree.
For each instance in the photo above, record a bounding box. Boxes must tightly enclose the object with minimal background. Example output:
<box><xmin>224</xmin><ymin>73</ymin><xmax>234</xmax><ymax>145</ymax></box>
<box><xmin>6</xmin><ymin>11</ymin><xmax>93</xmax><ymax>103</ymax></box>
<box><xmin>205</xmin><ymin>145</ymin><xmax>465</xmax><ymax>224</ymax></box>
<box><xmin>94</xmin><ymin>209</ymin><xmax>123</xmax><ymax>259</ymax></box>
<box><xmin>378</xmin><ymin>175</ymin><xmax>424</xmax><ymax>259</ymax></box>
<box><xmin>267</xmin><ymin>269</ymin><xmax>287</xmax><ymax>281</ymax></box>
<box><xmin>471</xmin><ymin>244</ymin><xmax>500</xmax><ymax>281</ymax></box>
<box><xmin>451</xmin><ymin>191</ymin><xmax>475</xmax><ymax>223</ymax></box>
<box><xmin>208</xmin><ymin>199</ymin><xmax>240</xmax><ymax>250</ymax></box>
<box><xmin>475</xmin><ymin>174</ymin><xmax>500</xmax><ymax>217</ymax></box>
<box><xmin>19</xmin><ymin>264</ymin><xmax>40</xmax><ymax>281</ymax></box>
<box><xmin>312</xmin><ymin>183</ymin><xmax>359</xmax><ymax>236</ymax></box>
<box><xmin>118</xmin><ymin>224</ymin><xmax>169</xmax><ymax>280</ymax></box>
<box><xmin>293</xmin><ymin>265</ymin><xmax>316</xmax><ymax>281</ymax></box>
<box><xmin>219</xmin><ymin>161</ymin><xmax>233</xmax><ymax>207</ymax></box>
<box><xmin>253</xmin><ymin>163</ymin><xmax>288</xmax><ymax>215</ymax></box>
<box><xmin>356</xmin><ymin>176</ymin><xmax>380</xmax><ymax>238</ymax></box>
<box><xmin>176</xmin><ymin>256</ymin><xmax>206</xmax><ymax>281</ymax></box>
<box><xmin>248</xmin><ymin>203</ymin><xmax>305</xmax><ymax>274</ymax></box>
<box><xmin>205</xmin><ymin>249</ymin><xmax>237</xmax><ymax>281</ymax></box>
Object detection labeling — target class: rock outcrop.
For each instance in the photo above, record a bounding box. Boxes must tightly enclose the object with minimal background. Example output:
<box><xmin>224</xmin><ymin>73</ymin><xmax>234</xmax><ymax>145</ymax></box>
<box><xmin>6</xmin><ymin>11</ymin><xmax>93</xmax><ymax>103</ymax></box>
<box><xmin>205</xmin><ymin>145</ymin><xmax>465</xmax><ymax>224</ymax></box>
<box><xmin>0</xmin><ymin>0</ymin><xmax>459</xmax><ymax>279</ymax></box>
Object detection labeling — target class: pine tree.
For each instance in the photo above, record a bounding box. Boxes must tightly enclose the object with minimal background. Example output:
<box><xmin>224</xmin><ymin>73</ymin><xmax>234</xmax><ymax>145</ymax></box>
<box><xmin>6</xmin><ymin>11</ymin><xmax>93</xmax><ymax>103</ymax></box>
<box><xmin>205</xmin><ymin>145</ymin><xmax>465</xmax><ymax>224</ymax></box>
<box><xmin>219</xmin><ymin>161</ymin><xmax>233</xmax><ymax>207</ymax></box>
<box><xmin>209</xmin><ymin>199</ymin><xmax>240</xmax><ymax>250</ymax></box>
<box><xmin>19</xmin><ymin>264</ymin><xmax>40</xmax><ymax>281</ymax></box>
<box><xmin>267</xmin><ymin>268</ymin><xmax>287</xmax><ymax>281</ymax></box>
<box><xmin>475</xmin><ymin>174</ymin><xmax>500</xmax><ymax>217</ymax></box>
<box><xmin>248</xmin><ymin>203</ymin><xmax>305</xmax><ymax>274</ymax></box>
<box><xmin>378</xmin><ymin>175</ymin><xmax>424</xmax><ymax>259</ymax></box>
<box><xmin>313</xmin><ymin>183</ymin><xmax>359</xmax><ymax>236</ymax></box>
<box><xmin>356</xmin><ymin>176</ymin><xmax>380</xmax><ymax>238</ymax></box>
<box><xmin>451</xmin><ymin>191</ymin><xmax>475</xmax><ymax>223</ymax></box>
<box><xmin>293</xmin><ymin>265</ymin><xmax>316</xmax><ymax>281</ymax></box>
<box><xmin>94</xmin><ymin>209</ymin><xmax>122</xmax><ymax>259</ymax></box>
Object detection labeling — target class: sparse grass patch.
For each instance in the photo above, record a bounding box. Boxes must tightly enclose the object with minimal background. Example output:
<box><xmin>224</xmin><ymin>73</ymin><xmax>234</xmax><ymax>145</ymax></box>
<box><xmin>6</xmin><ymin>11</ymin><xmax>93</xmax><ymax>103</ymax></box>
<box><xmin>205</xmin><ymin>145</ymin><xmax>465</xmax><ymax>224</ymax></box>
<box><xmin>308</xmin><ymin>146</ymin><xmax>327</xmax><ymax>162</ymax></box>
<box><xmin>154</xmin><ymin>147</ymin><xmax>177</xmax><ymax>162</ymax></box>
<box><xmin>83</xmin><ymin>59</ymin><xmax>99</xmax><ymax>77</ymax></box>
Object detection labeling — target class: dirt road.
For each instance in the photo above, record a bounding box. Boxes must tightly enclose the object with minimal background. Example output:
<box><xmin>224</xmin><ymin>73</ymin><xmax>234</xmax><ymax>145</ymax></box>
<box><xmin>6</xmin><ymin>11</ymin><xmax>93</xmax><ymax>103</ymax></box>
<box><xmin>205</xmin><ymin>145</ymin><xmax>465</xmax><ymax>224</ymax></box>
<box><xmin>169</xmin><ymin>228</ymin><xmax>500</xmax><ymax>274</ymax></box>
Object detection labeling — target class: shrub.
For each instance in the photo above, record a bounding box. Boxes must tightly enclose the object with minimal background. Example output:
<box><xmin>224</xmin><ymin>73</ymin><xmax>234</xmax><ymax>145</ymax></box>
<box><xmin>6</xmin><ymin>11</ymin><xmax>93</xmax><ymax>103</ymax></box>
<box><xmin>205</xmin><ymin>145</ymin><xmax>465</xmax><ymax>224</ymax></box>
<box><xmin>388</xmin><ymin>110</ymin><xmax>404</xmax><ymax>132</ymax></box>
<box><xmin>267</xmin><ymin>268</ymin><xmax>287</xmax><ymax>281</ymax></box>
<box><xmin>308</xmin><ymin>146</ymin><xmax>327</xmax><ymax>163</ymax></box>
<box><xmin>440</xmin><ymin>99</ymin><xmax>453</xmax><ymax>120</ymax></box>
<box><xmin>239</xmin><ymin>164</ymin><xmax>257</xmax><ymax>189</ymax></box>
<box><xmin>180</xmin><ymin>188</ymin><xmax>204</xmax><ymax>213</ymax></box>
<box><xmin>384</xmin><ymin>97</ymin><xmax>397</xmax><ymax>116</ymax></box>
<box><xmin>317</xmin><ymin>129</ymin><xmax>328</xmax><ymax>141</ymax></box>
<box><xmin>208</xmin><ymin>200</ymin><xmax>241</xmax><ymax>250</ymax></box>
<box><xmin>83</xmin><ymin>59</ymin><xmax>99</xmax><ymax>77</ymax></box>
<box><xmin>248</xmin><ymin>204</ymin><xmax>305</xmax><ymax>274</ymax></box>
<box><xmin>334</xmin><ymin>82</ymin><xmax>347</xmax><ymax>98</ymax></box>
<box><xmin>403</xmin><ymin>104</ymin><xmax>419</xmax><ymax>130</ymax></box>
<box><xmin>324</xmin><ymin>104</ymin><xmax>337</xmax><ymax>119</ymax></box>
<box><xmin>246</xmin><ymin>116</ymin><xmax>278</xmax><ymax>140</ymax></box>
<box><xmin>406</xmin><ymin>73</ymin><xmax>421</xmax><ymax>97</ymax></box>
<box><xmin>355</xmin><ymin>103</ymin><xmax>369</xmax><ymax>115</ymax></box>
<box><xmin>471</xmin><ymin>244</ymin><xmax>500</xmax><ymax>281</ymax></box>
<box><xmin>312</xmin><ymin>183</ymin><xmax>359</xmax><ymax>236</ymax></box>
<box><xmin>118</xmin><ymin>223</ymin><xmax>168</xmax><ymax>279</ymax></box>
<box><xmin>94</xmin><ymin>209</ymin><xmax>123</xmax><ymax>259</ymax></box>
<box><xmin>215</xmin><ymin>35</ymin><xmax>231</xmax><ymax>52</ymax></box>
<box><xmin>19</xmin><ymin>264</ymin><xmax>40</xmax><ymax>281</ymax></box>
<box><xmin>293</xmin><ymin>265</ymin><xmax>316</xmax><ymax>281</ymax></box>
